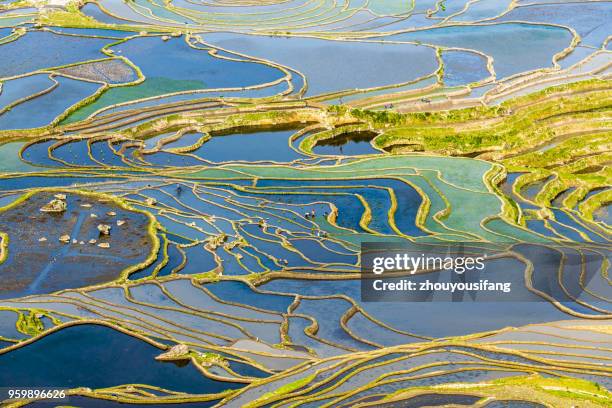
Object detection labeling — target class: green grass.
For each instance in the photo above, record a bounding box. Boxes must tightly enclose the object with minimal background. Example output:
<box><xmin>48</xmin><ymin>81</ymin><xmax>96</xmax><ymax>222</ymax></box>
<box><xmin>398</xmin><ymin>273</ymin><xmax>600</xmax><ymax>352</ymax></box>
<box><xmin>245</xmin><ymin>374</ymin><xmax>316</xmax><ymax>408</ymax></box>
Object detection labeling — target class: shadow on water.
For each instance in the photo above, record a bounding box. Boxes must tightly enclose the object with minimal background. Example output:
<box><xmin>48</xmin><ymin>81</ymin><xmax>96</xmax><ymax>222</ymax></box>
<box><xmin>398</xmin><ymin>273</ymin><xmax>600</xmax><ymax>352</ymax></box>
<box><xmin>312</xmin><ymin>130</ymin><xmax>380</xmax><ymax>156</ymax></box>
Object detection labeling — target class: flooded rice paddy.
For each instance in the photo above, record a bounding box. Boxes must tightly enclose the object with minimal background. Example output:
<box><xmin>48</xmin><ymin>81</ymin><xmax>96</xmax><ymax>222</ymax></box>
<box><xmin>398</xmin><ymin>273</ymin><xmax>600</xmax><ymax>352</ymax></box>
<box><xmin>0</xmin><ymin>0</ymin><xmax>610</xmax><ymax>407</ymax></box>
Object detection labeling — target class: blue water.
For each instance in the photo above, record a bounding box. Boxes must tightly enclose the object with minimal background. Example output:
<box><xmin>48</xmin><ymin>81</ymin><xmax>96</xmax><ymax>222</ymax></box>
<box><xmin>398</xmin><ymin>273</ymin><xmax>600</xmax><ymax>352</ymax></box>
<box><xmin>204</xmin><ymin>32</ymin><xmax>438</xmax><ymax>96</ymax></box>
<box><xmin>140</xmin><ymin>151</ymin><xmax>206</xmax><ymax>167</ymax></box>
<box><xmin>81</xmin><ymin>3</ymin><xmax>135</xmax><ymax>25</ymax></box>
<box><xmin>521</xmin><ymin>176</ymin><xmax>552</xmax><ymax>201</ymax></box>
<box><xmin>0</xmin><ymin>74</ymin><xmax>54</xmax><ymax>111</ymax></box>
<box><xmin>162</xmin><ymin>132</ymin><xmax>204</xmax><ymax>150</ymax></box>
<box><xmin>47</xmin><ymin>27</ymin><xmax>138</xmax><ymax>38</ymax></box>
<box><xmin>0</xmin><ymin>76</ymin><xmax>100</xmax><ymax>130</ymax></box>
<box><xmin>382</xmin><ymin>23</ymin><xmax>573</xmax><ymax>79</ymax></box>
<box><xmin>0</xmin><ymin>15</ymin><xmax>33</xmax><ymax>27</ymax></box>
<box><xmin>255</xmin><ymin>178</ymin><xmax>425</xmax><ymax>236</ymax></box>
<box><xmin>132</xmin><ymin>0</ymin><xmax>197</xmax><ymax>24</ymax></box>
<box><xmin>0</xmin><ymin>175</ymin><xmax>117</xmax><ymax>191</ymax></box>
<box><xmin>451</xmin><ymin>0</ymin><xmax>512</xmax><ymax>22</ymax></box>
<box><xmin>90</xmin><ymin>139</ymin><xmax>130</xmax><ymax>167</ymax></box>
<box><xmin>552</xmin><ymin>209</ymin><xmax>605</xmax><ymax>243</ymax></box>
<box><xmin>441</xmin><ymin>50</ymin><xmax>489</xmax><ymax>86</ymax></box>
<box><xmin>20</xmin><ymin>139</ymin><xmax>64</xmax><ymax>167</ymax></box>
<box><xmin>0</xmin><ymin>30</ymin><xmax>112</xmax><ymax>77</ymax></box>
<box><xmin>143</xmin><ymin>131</ymin><xmax>176</xmax><ymax>150</ymax></box>
<box><xmin>526</xmin><ymin>220</ymin><xmax>557</xmax><ymax>238</ymax></box>
<box><xmin>28</xmin><ymin>396</ymin><xmax>220</xmax><ymax>408</ymax></box>
<box><xmin>551</xmin><ymin>186</ymin><xmax>576</xmax><ymax>208</ymax></box>
<box><xmin>242</xmin><ymin>189</ymin><xmax>365</xmax><ymax>232</ymax></box>
<box><xmin>206</xmin><ymin>280</ymin><xmax>293</xmax><ymax>313</ymax></box>
<box><xmin>51</xmin><ymin>139</ymin><xmax>101</xmax><ymax>167</ymax></box>
<box><xmin>129</xmin><ymin>234</ymin><xmax>166</xmax><ymax>280</ymax></box>
<box><xmin>114</xmin><ymin>35</ymin><xmax>284</xmax><ymax>86</ymax></box>
<box><xmin>496</xmin><ymin>2</ymin><xmax>612</xmax><ymax>48</ymax></box>
<box><xmin>179</xmin><ymin>245</ymin><xmax>217</xmax><ymax>274</ymax></box>
<box><xmin>91</xmin><ymin>80</ymin><xmax>289</xmax><ymax>118</ymax></box>
<box><xmin>227</xmin><ymin>359</ymin><xmax>270</xmax><ymax>378</ymax></box>
<box><xmin>156</xmin><ymin>243</ymin><xmax>183</xmax><ymax>277</ymax></box>
<box><xmin>263</xmin><ymin>259</ymin><xmax>575</xmax><ymax>338</ymax></box>
<box><xmin>67</xmin><ymin>35</ymin><xmax>286</xmax><ymax>118</ymax></box>
<box><xmin>192</xmin><ymin>129</ymin><xmax>302</xmax><ymax>162</ymax></box>
<box><xmin>0</xmin><ymin>324</ymin><xmax>241</xmax><ymax>393</ymax></box>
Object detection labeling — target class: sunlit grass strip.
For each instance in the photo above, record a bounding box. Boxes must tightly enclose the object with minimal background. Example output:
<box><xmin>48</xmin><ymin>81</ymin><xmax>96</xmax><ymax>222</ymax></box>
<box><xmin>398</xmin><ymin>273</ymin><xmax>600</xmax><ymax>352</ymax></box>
<box><xmin>225</xmin><ymin>337</ymin><xmax>612</xmax><ymax>407</ymax></box>
<box><xmin>375</xmin><ymin>375</ymin><xmax>611</xmax><ymax>408</ymax></box>
<box><xmin>0</xmin><ymin>232</ymin><xmax>8</xmax><ymax>265</ymax></box>
<box><xmin>0</xmin><ymin>26</ymin><xmax>25</xmax><ymax>45</ymax></box>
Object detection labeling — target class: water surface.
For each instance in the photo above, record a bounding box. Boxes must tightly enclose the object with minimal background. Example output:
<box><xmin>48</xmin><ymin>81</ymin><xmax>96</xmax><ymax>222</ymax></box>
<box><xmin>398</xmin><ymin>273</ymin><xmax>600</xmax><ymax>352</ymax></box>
<box><xmin>0</xmin><ymin>324</ymin><xmax>240</xmax><ymax>393</ymax></box>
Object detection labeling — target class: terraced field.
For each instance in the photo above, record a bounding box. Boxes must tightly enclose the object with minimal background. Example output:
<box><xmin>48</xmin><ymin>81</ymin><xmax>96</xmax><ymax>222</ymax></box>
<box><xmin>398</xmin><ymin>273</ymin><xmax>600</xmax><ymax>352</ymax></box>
<box><xmin>0</xmin><ymin>0</ymin><xmax>610</xmax><ymax>407</ymax></box>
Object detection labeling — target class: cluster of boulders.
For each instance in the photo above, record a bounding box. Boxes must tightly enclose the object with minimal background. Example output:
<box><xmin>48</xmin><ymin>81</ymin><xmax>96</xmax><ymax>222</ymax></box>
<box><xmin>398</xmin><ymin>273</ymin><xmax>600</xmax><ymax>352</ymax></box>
<box><xmin>56</xmin><ymin>234</ymin><xmax>109</xmax><ymax>248</ymax></box>
<box><xmin>39</xmin><ymin>194</ymin><xmax>128</xmax><ymax>250</ymax></box>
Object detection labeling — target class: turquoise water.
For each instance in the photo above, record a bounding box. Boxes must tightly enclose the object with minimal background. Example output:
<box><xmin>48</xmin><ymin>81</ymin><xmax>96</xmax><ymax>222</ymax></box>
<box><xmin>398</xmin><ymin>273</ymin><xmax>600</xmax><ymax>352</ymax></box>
<box><xmin>64</xmin><ymin>35</ymin><xmax>285</xmax><ymax>123</ymax></box>
<box><xmin>0</xmin><ymin>15</ymin><xmax>33</xmax><ymax>27</ymax></box>
<box><xmin>89</xmin><ymin>79</ymin><xmax>290</xmax><ymax>119</ymax></box>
